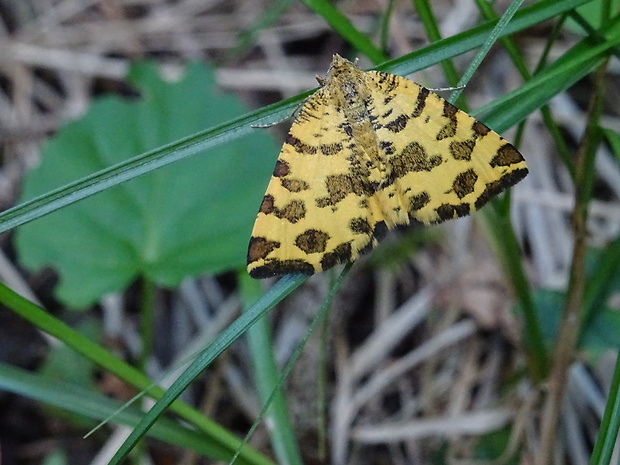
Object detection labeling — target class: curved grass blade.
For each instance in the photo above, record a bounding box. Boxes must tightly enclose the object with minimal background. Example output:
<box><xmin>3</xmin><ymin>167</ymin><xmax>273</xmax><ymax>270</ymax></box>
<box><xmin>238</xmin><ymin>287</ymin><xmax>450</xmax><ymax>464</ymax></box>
<box><xmin>0</xmin><ymin>282</ymin><xmax>274</xmax><ymax>465</ymax></box>
<box><xmin>108</xmin><ymin>273</ymin><xmax>308</xmax><ymax>465</ymax></box>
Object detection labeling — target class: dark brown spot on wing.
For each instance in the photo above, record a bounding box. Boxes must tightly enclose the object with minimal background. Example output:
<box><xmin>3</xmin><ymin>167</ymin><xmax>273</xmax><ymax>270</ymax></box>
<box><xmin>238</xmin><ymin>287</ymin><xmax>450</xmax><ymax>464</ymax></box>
<box><xmin>317</xmin><ymin>174</ymin><xmax>372</xmax><ymax>207</ymax></box>
<box><xmin>390</xmin><ymin>142</ymin><xmax>443</xmax><ymax>178</ymax></box>
<box><xmin>249</xmin><ymin>259</ymin><xmax>315</xmax><ymax>278</ymax></box>
<box><xmin>379</xmin><ymin>140</ymin><xmax>395</xmax><ymax>155</ymax></box>
<box><xmin>472</xmin><ymin>121</ymin><xmax>490</xmax><ymax>137</ymax></box>
<box><xmin>321</xmin><ymin>242</ymin><xmax>353</xmax><ymax>270</ymax></box>
<box><xmin>259</xmin><ymin>195</ymin><xmax>307</xmax><ymax>223</ymax></box>
<box><xmin>248</xmin><ymin>236</ymin><xmax>280</xmax><ymax>263</ymax></box>
<box><xmin>410</xmin><ymin>191</ymin><xmax>430</xmax><ymax>211</ymax></box>
<box><xmin>452</xmin><ymin>169</ymin><xmax>478</xmax><ymax>198</ymax></box>
<box><xmin>275</xmin><ymin>200</ymin><xmax>306</xmax><ymax>223</ymax></box>
<box><xmin>259</xmin><ymin>195</ymin><xmax>275</xmax><ymax>215</ymax></box>
<box><xmin>435</xmin><ymin>203</ymin><xmax>470</xmax><ymax>221</ymax></box>
<box><xmin>286</xmin><ymin>135</ymin><xmax>317</xmax><ymax>155</ymax></box>
<box><xmin>350</xmin><ymin>217</ymin><xmax>373</xmax><ymax>235</ymax></box>
<box><xmin>295</xmin><ymin>229</ymin><xmax>330</xmax><ymax>254</ymax></box>
<box><xmin>273</xmin><ymin>159</ymin><xmax>289</xmax><ymax>177</ymax></box>
<box><xmin>281</xmin><ymin>178</ymin><xmax>310</xmax><ymax>192</ymax></box>
<box><xmin>449</xmin><ymin>139</ymin><xmax>476</xmax><ymax>161</ymax></box>
<box><xmin>412</xmin><ymin>87</ymin><xmax>429</xmax><ymax>118</ymax></box>
<box><xmin>490</xmin><ymin>144</ymin><xmax>524</xmax><ymax>167</ymax></box>
<box><xmin>436</xmin><ymin>101</ymin><xmax>458</xmax><ymax>140</ymax></box>
<box><xmin>321</xmin><ymin>142</ymin><xmax>343</xmax><ymax>155</ymax></box>
<box><xmin>373</xmin><ymin>220</ymin><xmax>388</xmax><ymax>240</ymax></box>
<box><xmin>385</xmin><ymin>114</ymin><xmax>409</xmax><ymax>133</ymax></box>
<box><xmin>443</xmin><ymin>101</ymin><xmax>458</xmax><ymax>119</ymax></box>
<box><xmin>474</xmin><ymin>168</ymin><xmax>529</xmax><ymax>210</ymax></box>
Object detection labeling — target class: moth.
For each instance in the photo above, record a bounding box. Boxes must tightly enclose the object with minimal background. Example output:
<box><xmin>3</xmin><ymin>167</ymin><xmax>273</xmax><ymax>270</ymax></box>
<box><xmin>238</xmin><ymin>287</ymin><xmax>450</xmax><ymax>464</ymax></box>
<box><xmin>248</xmin><ymin>54</ymin><xmax>527</xmax><ymax>278</ymax></box>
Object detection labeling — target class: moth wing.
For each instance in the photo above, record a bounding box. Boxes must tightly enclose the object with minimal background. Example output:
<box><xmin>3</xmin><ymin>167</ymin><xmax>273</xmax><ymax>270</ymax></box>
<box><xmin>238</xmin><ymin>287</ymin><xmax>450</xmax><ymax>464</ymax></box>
<box><xmin>367</xmin><ymin>70</ymin><xmax>528</xmax><ymax>225</ymax></box>
<box><xmin>247</xmin><ymin>91</ymin><xmax>379</xmax><ymax>278</ymax></box>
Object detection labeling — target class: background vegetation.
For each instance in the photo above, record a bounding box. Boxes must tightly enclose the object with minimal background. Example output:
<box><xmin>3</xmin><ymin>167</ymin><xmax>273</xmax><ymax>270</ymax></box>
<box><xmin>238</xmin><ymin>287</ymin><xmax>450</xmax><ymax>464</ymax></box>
<box><xmin>1</xmin><ymin>0</ymin><xmax>619</xmax><ymax>464</ymax></box>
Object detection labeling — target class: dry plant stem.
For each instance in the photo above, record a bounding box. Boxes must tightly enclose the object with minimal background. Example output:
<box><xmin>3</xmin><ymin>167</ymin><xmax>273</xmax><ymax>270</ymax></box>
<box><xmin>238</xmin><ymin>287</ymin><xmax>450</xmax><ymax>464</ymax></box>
<box><xmin>535</xmin><ymin>60</ymin><xmax>609</xmax><ymax>465</ymax></box>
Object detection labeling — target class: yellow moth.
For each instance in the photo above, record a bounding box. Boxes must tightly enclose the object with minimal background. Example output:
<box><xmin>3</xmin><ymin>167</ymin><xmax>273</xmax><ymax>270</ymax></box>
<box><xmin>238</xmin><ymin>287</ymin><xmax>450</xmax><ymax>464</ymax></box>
<box><xmin>248</xmin><ymin>54</ymin><xmax>527</xmax><ymax>278</ymax></box>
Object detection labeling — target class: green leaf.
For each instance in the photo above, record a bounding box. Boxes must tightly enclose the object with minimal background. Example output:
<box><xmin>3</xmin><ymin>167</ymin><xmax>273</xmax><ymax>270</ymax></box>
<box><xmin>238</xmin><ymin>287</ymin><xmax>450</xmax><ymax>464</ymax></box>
<box><xmin>15</xmin><ymin>61</ymin><xmax>277</xmax><ymax>308</ymax></box>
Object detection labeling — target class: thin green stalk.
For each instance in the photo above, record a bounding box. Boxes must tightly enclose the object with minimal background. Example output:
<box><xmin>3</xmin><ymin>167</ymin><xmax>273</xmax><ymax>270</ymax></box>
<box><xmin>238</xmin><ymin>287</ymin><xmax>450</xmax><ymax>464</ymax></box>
<box><xmin>413</xmin><ymin>0</ymin><xmax>467</xmax><ymax>109</ymax></box>
<box><xmin>475</xmin><ymin>0</ymin><xmax>570</xmax><ymax>379</ymax></box>
<box><xmin>240</xmin><ymin>275</ymin><xmax>303</xmax><ymax>465</ymax></box>
<box><xmin>448</xmin><ymin>0</ymin><xmax>525</xmax><ymax>103</ymax></box>
<box><xmin>230</xmin><ymin>265</ymin><xmax>351</xmax><ymax>465</ymax></box>
<box><xmin>482</xmin><ymin>200</ymin><xmax>549</xmax><ymax>381</ymax></box>
<box><xmin>109</xmin><ymin>273</ymin><xmax>307</xmax><ymax>465</ymax></box>
<box><xmin>536</xmin><ymin>59</ymin><xmax>609</xmax><ymax>465</ymax></box>
<box><xmin>590</xmin><ymin>353</ymin><xmax>620</xmax><ymax>464</ymax></box>
<box><xmin>379</xmin><ymin>0</ymin><xmax>398</xmax><ymax>55</ymax></box>
<box><xmin>317</xmin><ymin>271</ymin><xmax>333</xmax><ymax>461</ymax></box>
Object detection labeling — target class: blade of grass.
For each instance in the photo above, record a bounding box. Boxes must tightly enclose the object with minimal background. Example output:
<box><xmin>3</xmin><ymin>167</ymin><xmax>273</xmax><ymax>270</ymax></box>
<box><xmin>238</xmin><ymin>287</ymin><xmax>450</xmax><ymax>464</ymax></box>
<box><xmin>379</xmin><ymin>0</ymin><xmax>398</xmax><ymax>54</ymax></box>
<box><xmin>536</xmin><ymin>58</ymin><xmax>610</xmax><ymax>465</ymax></box>
<box><xmin>413</xmin><ymin>0</ymin><xmax>467</xmax><ymax>109</ymax></box>
<box><xmin>481</xmin><ymin>201</ymin><xmax>549</xmax><ymax>381</ymax></box>
<box><xmin>0</xmin><ymin>282</ymin><xmax>276</xmax><ymax>465</ymax></box>
<box><xmin>448</xmin><ymin>0</ymin><xmax>525</xmax><ymax>103</ymax></box>
<box><xmin>590</xmin><ymin>352</ymin><xmax>620</xmax><ymax>465</ymax></box>
<box><xmin>473</xmin><ymin>1</ymin><xmax>571</xmax><ymax>379</ymax></box>
<box><xmin>302</xmin><ymin>0</ymin><xmax>387</xmax><ymax>63</ymax></box>
<box><xmin>475</xmin><ymin>14</ymin><xmax>620</xmax><ymax>127</ymax></box>
<box><xmin>108</xmin><ymin>273</ymin><xmax>308</xmax><ymax>465</ymax></box>
<box><xmin>0</xmin><ymin>362</ymin><xmax>252</xmax><ymax>463</ymax></box>
<box><xmin>383</xmin><ymin>0</ymin><xmax>590</xmax><ymax>77</ymax></box>
<box><xmin>231</xmin><ymin>265</ymin><xmax>352</xmax><ymax>465</ymax></box>
<box><xmin>0</xmin><ymin>93</ymin><xmax>307</xmax><ymax>235</ymax></box>
<box><xmin>240</xmin><ymin>274</ymin><xmax>303</xmax><ymax>465</ymax></box>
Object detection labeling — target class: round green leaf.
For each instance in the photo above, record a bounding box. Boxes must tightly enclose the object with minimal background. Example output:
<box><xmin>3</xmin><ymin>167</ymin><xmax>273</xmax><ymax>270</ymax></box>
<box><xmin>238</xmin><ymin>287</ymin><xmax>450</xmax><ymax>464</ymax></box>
<box><xmin>16</xmin><ymin>62</ymin><xmax>277</xmax><ymax>308</ymax></box>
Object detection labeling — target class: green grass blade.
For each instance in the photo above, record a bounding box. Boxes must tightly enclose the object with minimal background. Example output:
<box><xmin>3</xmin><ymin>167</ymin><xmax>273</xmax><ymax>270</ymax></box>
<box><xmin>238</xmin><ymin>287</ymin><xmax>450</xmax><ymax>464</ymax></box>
<box><xmin>302</xmin><ymin>0</ymin><xmax>387</xmax><ymax>63</ymax></box>
<box><xmin>481</xmin><ymin>202</ymin><xmax>549</xmax><ymax>381</ymax></box>
<box><xmin>448</xmin><ymin>0</ymin><xmax>525</xmax><ymax>103</ymax></box>
<box><xmin>0</xmin><ymin>362</ymin><xmax>250</xmax><ymax>462</ymax></box>
<box><xmin>590</xmin><ymin>352</ymin><xmax>620</xmax><ymax>464</ymax></box>
<box><xmin>0</xmin><ymin>282</ymin><xmax>274</xmax><ymax>465</ymax></box>
<box><xmin>475</xmin><ymin>16</ymin><xmax>620</xmax><ymax>129</ymax></box>
<box><xmin>0</xmin><ymin>94</ymin><xmax>303</xmax><ymax>235</ymax></box>
<box><xmin>240</xmin><ymin>274</ymin><xmax>304</xmax><ymax>465</ymax></box>
<box><xmin>235</xmin><ymin>265</ymin><xmax>352</xmax><ymax>465</ymax></box>
<box><xmin>383</xmin><ymin>0</ymin><xmax>590</xmax><ymax>77</ymax></box>
<box><xmin>108</xmin><ymin>273</ymin><xmax>308</xmax><ymax>465</ymax></box>
<box><xmin>413</xmin><ymin>0</ymin><xmax>466</xmax><ymax>108</ymax></box>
